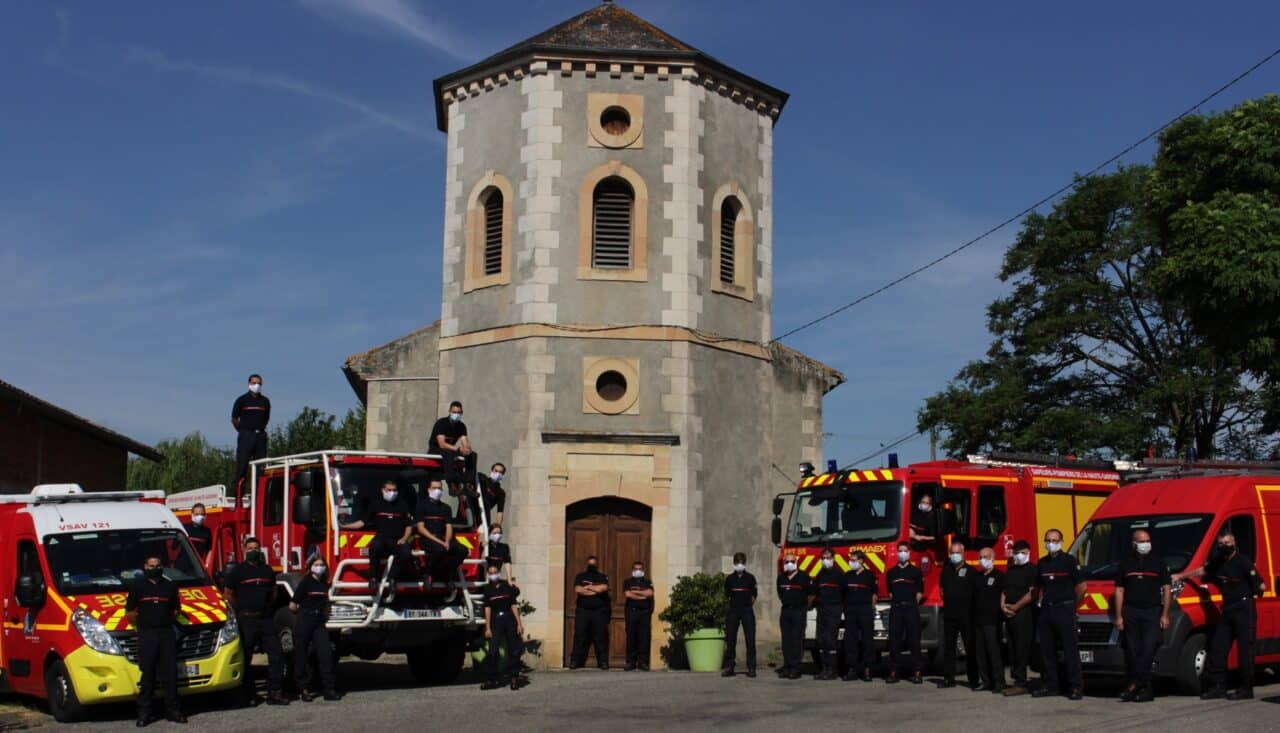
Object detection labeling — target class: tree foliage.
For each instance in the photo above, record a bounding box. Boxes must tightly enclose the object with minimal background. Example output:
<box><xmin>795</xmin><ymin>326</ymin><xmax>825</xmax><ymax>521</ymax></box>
<box><xmin>919</xmin><ymin>165</ymin><xmax>1274</xmax><ymax>460</ymax></box>
<box><xmin>658</xmin><ymin>572</ymin><xmax>728</xmax><ymax>638</ymax></box>
<box><xmin>269</xmin><ymin>405</ymin><xmax>366</xmax><ymax>457</ymax></box>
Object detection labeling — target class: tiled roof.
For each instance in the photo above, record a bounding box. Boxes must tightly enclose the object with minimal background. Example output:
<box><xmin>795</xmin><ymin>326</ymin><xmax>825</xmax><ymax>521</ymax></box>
<box><xmin>0</xmin><ymin>379</ymin><xmax>164</xmax><ymax>462</ymax></box>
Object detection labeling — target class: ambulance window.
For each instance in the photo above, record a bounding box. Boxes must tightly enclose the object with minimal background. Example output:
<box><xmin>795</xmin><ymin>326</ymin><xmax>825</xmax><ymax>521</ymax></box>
<box><xmin>264</xmin><ymin>477</ymin><xmax>284</xmax><ymax>526</ymax></box>
<box><xmin>975</xmin><ymin>486</ymin><xmax>1007</xmax><ymax>550</ymax></box>
<box><xmin>1222</xmin><ymin>515</ymin><xmax>1256</xmax><ymax>561</ymax></box>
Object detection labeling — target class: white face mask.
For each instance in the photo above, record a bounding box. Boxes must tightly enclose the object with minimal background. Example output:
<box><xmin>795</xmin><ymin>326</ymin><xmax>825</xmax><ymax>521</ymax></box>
<box><xmin>632</xmin><ymin>570</ymin><xmax>645</xmax><ymax>578</ymax></box>
<box><xmin>248</xmin><ymin>383</ymin><xmax>261</xmax><ymax>394</ymax></box>
<box><xmin>490</xmin><ymin>472</ymin><xmax>504</xmax><ymax>482</ymax></box>
<box><xmin>192</xmin><ymin>514</ymin><xmax>205</xmax><ymax>525</ymax></box>
<box><xmin>1014</xmin><ymin>552</ymin><xmax>1030</xmax><ymax>565</ymax></box>
<box><xmin>383</xmin><ymin>490</ymin><xmax>398</xmax><ymax>502</ymax></box>
<box><xmin>850</xmin><ymin>560</ymin><xmax>862</xmax><ymax>572</ymax></box>
<box><xmin>428</xmin><ymin>488</ymin><xmax>442</xmax><ymax>501</ymax></box>
<box><xmin>950</xmin><ymin>553</ymin><xmax>964</xmax><ymax>565</ymax></box>
<box><xmin>311</xmin><ymin>565</ymin><xmax>326</xmax><ymax>576</ymax></box>
<box><xmin>449</xmin><ymin>412</ymin><xmax>462</xmax><ymax>422</ymax></box>
<box><xmin>490</xmin><ymin>533</ymin><xmax>502</xmax><ymax>542</ymax></box>
<box><xmin>979</xmin><ymin>557</ymin><xmax>994</xmax><ymax>570</ymax></box>
<box><xmin>821</xmin><ymin>558</ymin><xmax>834</xmax><ymax>569</ymax></box>
<box><xmin>487</xmin><ymin>573</ymin><xmax>501</xmax><ymax>582</ymax></box>
<box><xmin>1045</xmin><ymin>541</ymin><xmax>1062</xmax><ymax>554</ymax></box>
<box><xmin>918</xmin><ymin>503</ymin><xmax>932</xmax><ymax>513</ymax></box>
<box><xmin>783</xmin><ymin>561</ymin><xmax>797</xmax><ymax>572</ymax></box>
<box><xmin>897</xmin><ymin>550</ymin><xmax>911</xmax><ymax>563</ymax></box>
<box><xmin>1135</xmin><ymin>542</ymin><xmax>1152</xmax><ymax>555</ymax></box>
<box><xmin>733</xmin><ymin>563</ymin><xmax>746</xmax><ymax>573</ymax></box>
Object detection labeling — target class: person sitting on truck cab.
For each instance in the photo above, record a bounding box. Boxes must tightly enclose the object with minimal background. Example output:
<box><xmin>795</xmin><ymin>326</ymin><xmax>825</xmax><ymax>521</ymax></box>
<box><xmin>415</xmin><ymin>480</ymin><xmax>468</xmax><ymax>588</ymax></box>
<box><xmin>289</xmin><ymin>556</ymin><xmax>340</xmax><ymax>702</ymax></box>
<box><xmin>1173</xmin><ymin>530</ymin><xmax>1264</xmax><ymax>701</ymax></box>
<box><xmin>428</xmin><ymin>401</ymin><xmax>475</xmax><ymax>491</ymax></box>
<box><xmin>224</xmin><ymin>538</ymin><xmax>288</xmax><ymax>706</ymax></box>
<box><xmin>184</xmin><ymin>502</ymin><xmax>213</xmax><ymax>567</ymax></box>
<box><xmin>908</xmin><ymin>494</ymin><xmax>940</xmax><ymax>549</ymax></box>
<box><xmin>127</xmin><ymin>554</ymin><xmax>185</xmax><ymax>726</ymax></box>
<box><xmin>341</xmin><ymin>480</ymin><xmax>415</xmax><ymax>601</ymax></box>
<box><xmin>479</xmin><ymin>462</ymin><xmax>507</xmax><ymax>525</ymax></box>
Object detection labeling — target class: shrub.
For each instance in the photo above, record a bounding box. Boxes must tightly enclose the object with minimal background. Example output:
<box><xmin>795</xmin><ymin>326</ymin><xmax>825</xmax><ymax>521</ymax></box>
<box><xmin>658</xmin><ymin>571</ymin><xmax>727</xmax><ymax>638</ymax></box>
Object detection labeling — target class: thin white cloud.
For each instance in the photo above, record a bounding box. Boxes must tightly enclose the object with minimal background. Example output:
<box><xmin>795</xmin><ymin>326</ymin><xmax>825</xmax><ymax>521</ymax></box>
<box><xmin>125</xmin><ymin>47</ymin><xmax>428</xmax><ymax>139</ymax></box>
<box><xmin>299</xmin><ymin>0</ymin><xmax>470</xmax><ymax>60</ymax></box>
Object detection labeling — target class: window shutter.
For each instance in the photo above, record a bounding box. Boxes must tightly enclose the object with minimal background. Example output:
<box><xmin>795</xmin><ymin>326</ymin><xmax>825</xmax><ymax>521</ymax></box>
<box><xmin>483</xmin><ymin>190</ymin><xmax>503</xmax><ymax>276</ymax></box>
<box><xmin>719</xmin><ymin>199</ymin><xmax>738</xmax><ymax>284</ymax></box>
<box><xmin>592</xmin><ymin>178</ymin><xmax>633</xmax><ymax>269</ymax></box>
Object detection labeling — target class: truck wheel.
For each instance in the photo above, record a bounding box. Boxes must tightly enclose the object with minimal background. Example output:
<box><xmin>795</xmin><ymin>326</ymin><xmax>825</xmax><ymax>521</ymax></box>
<box><xmin>45</xmin><ymin>658</ymin><xmax>86</xmax><ymax>723</ymax></box>
<box><xmin>1175</xmin><ymin>632</ymin><xmax>1208</xmax><ymax>696</ymax></box>
<box><xmin>408</xmin><ymin>635</ymin><xmax>466</xmax><ymax>685</ymax></box>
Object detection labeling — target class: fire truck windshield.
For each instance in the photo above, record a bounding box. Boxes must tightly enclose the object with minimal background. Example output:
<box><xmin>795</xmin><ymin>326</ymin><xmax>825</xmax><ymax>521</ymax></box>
<box><xmin>43</xmin><ymin>529</ymin><xmax>211</xmax><ymax>594</ymax></box>
<box><xmin>788</xmin><ymin>482</ymin><xmax>903</xmax><ymax>545</ymax></box>
<box><xmin>333</xmin><ymin>464</ymin><xmax>476</xmax><ymax>529</ymax></box>
<box><xmin>1070</xmin><ymin>514</ymin><xmax>1212</xmax><ymax>579</ymax></box>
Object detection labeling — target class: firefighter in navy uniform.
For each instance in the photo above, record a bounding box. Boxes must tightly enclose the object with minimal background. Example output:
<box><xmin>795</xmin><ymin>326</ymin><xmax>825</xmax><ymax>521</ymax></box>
<box><xmin>289</xmin><ymin>557</ymin><xmax>339</xmax><ymax>702</ymax></box>
<box><xmin>840</xmin><ymin>550</ymin><xmax>877</xmax><ymax>682</ymax></box>
<box><xmin>1175</xmin><ymin>530</ymin><xmax>1265</xmax><ymax>700</ymax></box>
<box><xmin>776</xmin><ymin>552</ymin><xmax>812</xmax><ymax>680</ymax></box>
<box><xmin>230</xmin><ymin>374</ymin><xmax>270</xmax><ymax>489</ymax></box>
<box><xmin>885</xmin><ymin>541</ymin><xmax>924</xmax><ymax>684</ymax></box>
<box><xmin>813</xmin><ymin>548</ymin><xmax>844</xmax><ymax>680</ymax></box>
<box><xmin>184</xmin><ymin>503</ymin><xmax>212</xmax><ymax>568</ymax></box>
<box><xmin>341</xmin><ymin>480</ymin><xmax>414</xmax><ymax>600</ymax></box>
<box><xmin>484</xmin><ymin>523</ymin><xmax>514</xmax><ymax>582</ymax></box>
<box><xmin>908</xmin><ymin>493</ymin><xmax>941</xmax><ymax>550</ymax></box>
<box><xmin>415</xmin><ymin>481</ymin><xmax>468</xmax><ymax>588</ymax></box>
<box><xmin>1001</xmin><ymin>540</ymin><xmax>1036</xmax><ymax>695</ymax></box>
<box><xmin>622</xmin><ymin>561</ymin><xmax>655</xmax><ymax>671</ymax></box>
<box><xmin>973</xmin><ymin>547</ymin><xmax>1006</xmax><ymax>693</ymax></box>
<box><xmin>126</xmin><ymin>555</ymin><xmax>184</xmax><ymax>727</ymax></box>
<box><xmin>225</xmin><ymin>538</ymin><xmax>288</xmax><ymax>706</ymax></box>
<box><xmin>570</xmin><ymin>556</ymin><xmax>611</xmax><ymax>669</ymax></box>
<box><xmin>1031</xmin><ymin>529</ymin><xmax>1085</xmax><ymax>700</ymax></box>
<box><xmin>481</xmin><ymin>560</ymin><xmax>525</xmax><ymax>690</ymax></box>
<box><xmin>722</xmin><ymin>552</ymin><xmax>759</xmax><ymax>678</ymax></box>
<box><xmin>1114</xmin><ymin>529</ymin><xmax>1171</xmax><ymax>702</ymax></box>
<box><xmin>939</xmin><ymin>540</ymin><xmax>979</xmax><ymax>689</ymax></box>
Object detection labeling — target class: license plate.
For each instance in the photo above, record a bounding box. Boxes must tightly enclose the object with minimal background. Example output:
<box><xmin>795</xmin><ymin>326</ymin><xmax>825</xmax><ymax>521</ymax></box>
<box><xmin>401</xmin><ymin>609</ymin><xmax>440</xmax><ymax>619</ymax></box>
<box><xmin>1078</xmin><ymin>650</ymin><xmax>1094</xmax><ymax>663</ymax></box>
<box><xmin>178</xmin><ymin>664</ymin><xmax>199</xmax><ymax>678</ymax></box>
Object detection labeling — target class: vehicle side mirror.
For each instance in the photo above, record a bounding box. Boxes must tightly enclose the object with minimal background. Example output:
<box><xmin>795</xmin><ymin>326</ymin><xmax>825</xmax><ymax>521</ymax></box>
<box><xmin>294</xmin><ymin>494</ymin><xmax>315</xmax><ymax>526</ymax></box>
<box><xmin>15</xmin><ymin>574</ymin><xmax>46</xmax><ymax>609</ymax></box>
<box><xmin>771</xmin><ymin>517</ymin><xmax>782</xmax><ymax>546</ymax></box>
<box><xmin>771</xmin><ymin>497</ymin><xmax>785</xmax><ymax>517</ymax></box>
<box><xmin>294</xmin><ymin>471</ymin><xmax>316</xmax><ymax>492</ymax></box>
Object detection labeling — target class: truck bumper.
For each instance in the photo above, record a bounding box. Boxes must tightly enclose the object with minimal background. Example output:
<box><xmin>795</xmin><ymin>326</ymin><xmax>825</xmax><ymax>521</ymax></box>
<box><xmin>64</xmin><ymin>639</ymin><xmax>243</xmax><ymax>706</ymax></box>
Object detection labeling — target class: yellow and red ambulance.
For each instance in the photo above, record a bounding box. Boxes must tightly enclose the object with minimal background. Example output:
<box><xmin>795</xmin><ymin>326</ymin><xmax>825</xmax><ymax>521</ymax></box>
<box><xmin>0</xmin><ymin>485</ymin><xmax>242</xmax><ymax>721</ymax></box>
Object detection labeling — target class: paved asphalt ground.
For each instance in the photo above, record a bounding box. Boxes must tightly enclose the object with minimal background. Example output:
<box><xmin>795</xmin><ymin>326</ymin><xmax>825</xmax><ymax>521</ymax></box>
<box><xmin>16</xmin><ymin>657</ymin><xmax>1280</xmax><ymax>732</ymax></box>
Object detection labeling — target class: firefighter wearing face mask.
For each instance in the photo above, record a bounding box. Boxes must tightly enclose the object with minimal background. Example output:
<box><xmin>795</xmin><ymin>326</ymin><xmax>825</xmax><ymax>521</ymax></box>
<box><xmin>840</xmin><ymin>550</ymin><xmax>877</xmax><ymax>682</ymax></box>
<box><xmin>813</xmin><ymin>548</ymin><xmax>844</xmax><ymax>680</ymax></box>
<box><xmin>885</xmin><ymin>541</ymin><xmax>924</xmax><ymax>684</ymax></box>
<box><xmin>939</xmin><ymin>541</ymin><xmax>979</xmax><ymax>689</ymax></box>
<box><xmin>289</xmin><ymin>557</ymin><xmax>340</xmax><ymax>702</ymax></box>
<box><xmin>1001</xmin><ymin>540</ymin><xmax>1036</xmax><ymax>695</ymax></box>
<box><xmin>340</xmin><ymin>479</ymin><xmax>414</xmax><ymax>600</ymax></box>
<box><xmin>723</xmin><ymin>552</ymin><xmax>759</xmax><ymax>678</ymax></box>
<box><xmin>225</xmin><ymin>538</ymin><xmax>288</xmax><ymax>706</ymax></box>
<box><xmin>776</xmin><ymin>552</ymin><xmax>812</xmax><ymax>679</ymax></box>
<box><xmin>231</xmin><ymin>374</ymin><xmax>270</xmax><ymax>490</ymax></box>
<box><xmin>127</xmin><ymin>555</ymin><xmax>184</xmax><ymax>726</ymax></box>
<box><xmin>570</xmin><ymin>555</ymin><xmax>611</xmax><ymax>669</ymax></box>
<box><xmin>416</xmin><ymin>481</ymin><xmax>468</xmax><ymax>587</ymax></box>
<box><xmin>184</xmin><ymin>502</ymin><xmax>213</xmax><ymax>568</ymax></box>
<box><xmin>1114</xmin><ymin>529</ymin><xmax>1171</xmax><ymax>703</ymax></box>
<box><xmin>481</xmin><ymin>560</ymin><xmax>525</xmax><ymax>690</ymax></box>
<box><xmin>1032</xmin><ymin>529</ymin><xmax>1085</xmax><ymax>700</ymax></box>
<box><xmin>486</xmin><ymin>524</ymin><xmax>513</xmax><ymax>582</ymax></box>
<box><xmin>623</xmin><ymin>561</ymin><xmax>655</xmax><ymax>671</ymax></box>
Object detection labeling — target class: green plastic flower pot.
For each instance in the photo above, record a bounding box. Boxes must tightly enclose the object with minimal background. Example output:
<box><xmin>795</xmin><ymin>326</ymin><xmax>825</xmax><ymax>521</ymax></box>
<box><xmin>682</xmin><ymin>628</ymin><xmax>726</xmax><ymax>672</ymax></box>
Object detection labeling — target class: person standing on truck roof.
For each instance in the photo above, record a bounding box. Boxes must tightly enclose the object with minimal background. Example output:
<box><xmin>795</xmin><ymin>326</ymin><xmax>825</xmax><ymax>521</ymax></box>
<box><xmin>481</xmin><ymin>560</ymin><xmax>525</xmax><ymax>691</ymax></box>
<box><xmin>1031</xmin><ymin>529</ymin><xmax>1085</xmax><ymax>700</ymax></box>
<box><xmin>622</xmin><ymin>560</ymin><xmax>655</xmax><ymax>671</ymax></box>
<box><xmin>939</xmin><ymin>540</ymin><xmax>979</xmax><ymax>689</ymax></box>
<box><xmin>231</xmin><ymin>374</ymin><xmax>270</xmax><ymax>490</ymax></box>
<box><xmin>341</xmin><ymin>480</ymin><xmax>414</xmax><ymax>600</ymax></box>
<box><xmin>908</xmin><ymin>493</ymin><xmax>940</xmax><ymax>551</ymax></box>
<box><xmin>569</xmin><ymin>555</ymin><xmax>611</xmax><ymax>670</ymax></box>
<box><xmin>224</xmin><ymin>538</ymin><xmax>288</xmax><ymax>706</ymax></box>
<box><xmin>1001</xmin><ymin>540</ymin><xmax>1036</xmax><ymax>696</ymax></box>
<box><xmin>722</xmin><ymin>552</ymin><xmax>758</xmax><ymax>678</ymax></box>
<box><xmin>127</xmin><ymin>554</ymin><xmax>185</xmax><ymax>727</ymax></box>
<box><xmin>1174</xmin><ymin>530</ymin><xmax>1264</xmax><ymax>700</ymax></box>
<box><xmin>1114</xmin><ymin>529</ymin><xmax>1171</xmax><ymax>703</ymax></box>
<box><xmin>415</xmin><ymin>480</ymin><xmax>468</xmax><ymax>589</ymax></box>
<box><xmin>840</xmin><ymin>550</ymin><xmax>877</xmax><ymax>682</ymax></box>
<box><xmin>885</xmin><ymin>541</ymin><xmax>925</xmax><ymax>685</ymax></box>
<box><xmin>428</xmin><ymin>401</ymin><xmax>475</xmax><ymax>491</ymax></box>
<box><xmin>484</xmin><ymin>523</ymin><xmax>514</xmax><ymax>583</ymax></box>
<box><xmin>813</xmin><ymin>548</ymin><xmax>844</xmax><ymax>680</ymax></box>
<box><xmin>776</xmin><ymin>551</ymin><xmax>812</xmax><ymax>680</ymax></box>
<box><xmin>479</xmin><ymin>462</ymin><xmax>507</xmax><ymax>526</ymax></box>
<box><xmin>289</xmin><ymin>556</ymin><xmax>340</xmax><ymax>702</ymax></box>
<box><xmin>973</xmin><ymin>547</ymin><xmax>1006</xmax><ymax>694</ymax></box>
<box><xmin>184</xmin><ymin>503</ymin><xmax>212</xmax><ymax>568</ymax></box>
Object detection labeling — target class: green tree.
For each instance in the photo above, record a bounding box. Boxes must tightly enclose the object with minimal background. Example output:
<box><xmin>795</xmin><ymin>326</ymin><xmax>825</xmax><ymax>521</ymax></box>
<box><xmin>269</xmin><ymin>405</ymin><xmax>366</xmax><ymax>456</ymax></box>
<box><xmin>1150</xmin><ymin>95</ymin><xmax>1280</xmax><ymax>398</ymax></box>
<box><xmin>919</xmin><ymin>167</ymin><xmax>1273</xmax><ymax>459</ymax></box>
<box><xmin>126</xmin><ymin>432</ymin><xmax>235</xmax><ymax>494</ymax></box>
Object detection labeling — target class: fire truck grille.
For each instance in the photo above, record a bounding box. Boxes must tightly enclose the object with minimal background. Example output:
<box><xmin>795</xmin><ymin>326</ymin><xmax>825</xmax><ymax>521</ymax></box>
<box><xmin>114</xmin><ymin>626</ymin><xmax>221</xmax><ymax>663</ymax></box>
<box><xmin>1077</xmin><ymin>621</ymin><xmax>1115</xmax><ymax>645</ymax></box>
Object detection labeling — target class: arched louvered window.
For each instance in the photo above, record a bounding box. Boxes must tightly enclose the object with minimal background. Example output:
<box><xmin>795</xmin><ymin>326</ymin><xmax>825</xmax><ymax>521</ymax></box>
<box><xmin>592</xmin><ymin>177</ymin><xmax>634</xmax><ymax>269</ymax></box>
<box><xmin>719</xmin><ymin>197</ymin><xmax>741</xmax><ymax>284</ymax></box>
<box><xmin>482</xmin><ymin>189</ymin><xmax>503</xmax><ymax>276</ymax></box>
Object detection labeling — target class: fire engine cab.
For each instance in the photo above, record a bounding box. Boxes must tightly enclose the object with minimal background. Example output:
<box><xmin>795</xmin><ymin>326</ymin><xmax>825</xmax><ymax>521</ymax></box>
<box><xmin>167</xmin><ymin>450</ymin><xmax>489</xmax><ymax>684</ymax></box>
<box><xmin>770</xmin><ymin>453</ymin><xmax>1121</xmax><ymax>668</ymax></box>
<box><xmin>0</xmin><ymin>485</ymin><xmax>242</xmax><ymax>722</ymax></box>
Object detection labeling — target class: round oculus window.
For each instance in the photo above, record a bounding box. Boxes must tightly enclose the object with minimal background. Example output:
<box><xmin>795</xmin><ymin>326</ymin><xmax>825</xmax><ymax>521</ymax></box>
<box><xmin>600</xmin><ymin>106</ymin><xmax>631</xmax><ymax>136</ymax></box>
<box><xmin>595</xmin><ymin>370</ymin><xmax>628</xmax><ymax>402</ymax></box>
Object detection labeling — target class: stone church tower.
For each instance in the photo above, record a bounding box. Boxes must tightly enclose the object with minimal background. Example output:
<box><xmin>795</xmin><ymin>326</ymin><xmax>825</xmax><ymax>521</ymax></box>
<box><xmin>344</xmin><ymin>1</ymin><xmax>842</xmax><ymax>667</ymax></box>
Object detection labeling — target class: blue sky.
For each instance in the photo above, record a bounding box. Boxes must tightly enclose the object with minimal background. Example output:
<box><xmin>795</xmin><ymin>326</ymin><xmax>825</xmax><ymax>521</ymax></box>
<box><xmin>3</xmin><ymin>1</ymin><xmax>1278</xmax><ymax>466</ymax></box>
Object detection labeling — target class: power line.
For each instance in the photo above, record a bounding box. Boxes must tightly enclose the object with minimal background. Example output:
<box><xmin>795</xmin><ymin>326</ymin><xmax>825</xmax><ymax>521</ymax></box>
<box><xmin>770</xmin><ymin>45</ymin><xmax>1280</xmax><ymax>345</ymax></box>
<box><xmin>842</xmin><ymin>430</ymin><xmax>923</xmax><ymax>470</ymax></box>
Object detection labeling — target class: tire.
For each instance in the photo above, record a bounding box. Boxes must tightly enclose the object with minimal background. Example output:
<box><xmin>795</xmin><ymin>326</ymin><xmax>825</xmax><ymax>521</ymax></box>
<box><xmin>1175</xmin><ymin>632</ymin><xmax>1208</xmax><ymax>696</ymax></box>
<box><xmin>45</xmin><ymin>658</ymin><xmax>86</xmax><ymax>723</ymax></box>
<box><xmin>408</xmin><ymin>634</ymin><xmax>466</xmax><ymax>685</ymax></box>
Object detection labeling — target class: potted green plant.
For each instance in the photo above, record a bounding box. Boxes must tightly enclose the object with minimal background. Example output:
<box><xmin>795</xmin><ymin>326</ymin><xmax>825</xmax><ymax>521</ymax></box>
<box><xmin>658</xmin><ymin>572</ymin><xmax>727</xmax><ymax>672</ymax></box>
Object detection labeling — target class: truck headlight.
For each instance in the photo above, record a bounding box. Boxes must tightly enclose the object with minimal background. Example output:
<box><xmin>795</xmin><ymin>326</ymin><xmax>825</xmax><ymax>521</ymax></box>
<box><xmin>216</xmin><ymin>610</ymin><xmax>240</xmax><ymax>650</ymax></box>
<box><xmin>72</xmin><ymin>608</ymin><xmax>123</xmax><ymax>656</ymax></box>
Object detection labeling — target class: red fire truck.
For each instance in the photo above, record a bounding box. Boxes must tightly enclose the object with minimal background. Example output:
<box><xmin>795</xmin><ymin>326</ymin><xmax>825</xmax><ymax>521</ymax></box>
<box><xmin>770</xmin><ymin>453</ymin><xmax>1121</xmax><ymax>668</ymax></box>
<box><xmin>1069</xmin><ymin>462</ymin><xmax>1280</xmax><ymax>693</ymax></box>
<box><xmin>0</xmin><ymin>485</ymin><xmax>242</xmax><ymax>722</ymax></box>
<box><xmin>166</xmin><ymin>450</ymin><xmax>489</xmax><ymax>684</ymax></box>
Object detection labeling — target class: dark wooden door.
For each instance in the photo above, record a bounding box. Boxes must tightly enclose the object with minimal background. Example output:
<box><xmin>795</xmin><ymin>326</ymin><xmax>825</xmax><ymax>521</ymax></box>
<box><xmin>565</xmin><ymin>498</ymin><xmax>652</xmax><ymax>666</ymax></box>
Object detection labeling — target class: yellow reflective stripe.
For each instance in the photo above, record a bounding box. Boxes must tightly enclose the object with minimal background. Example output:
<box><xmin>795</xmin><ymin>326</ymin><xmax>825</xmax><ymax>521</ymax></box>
<box><xmin>339</xmin><ymin>535</ymin><xmax>349</xmax><ymax>549</ymax></box>
<box><xmin>355</xmin><ymin>534</ymin><xmax>374</xmax><ymax>548</ymax></box>
<box><xmin>865</xmin><ymin>553</ymin><xmax>886</xmax><ymax>573</ymax></box>
<box><xmin>798</xmin><ymin>556</ymin><xmax>814</xmax><ymax>571</ymax></box>
<box><xmin>807</xmin><ymin>562</ymin><xmax>821</xmax><ymax>578</ymax></box>
<box><xmin>859</xmin><ymin>470</ymin><xmax>875</xmax><ymax>481</ymax></box>
<box><xmin>942</xmin><ymin>474</ymin><xmax>1016</xmax><ymax>483</ymax></box>
<box><xmin>183</xmin><ymin>606</ymin><xmax>212</xmax><ymax>625</ymax></box>
<box><xmin>880</xmin><ymin>470</ymin><xmax>894</xmax><ymax>480</ymax></box>
<box><xmin>847</xmin><ymin>472</ymin><xmax>861</xmax><ymax>483</ymax></box>
<box><xmin>834</xmin><ymin>554</ymin><xmax>851</xmax><ymax>572</ymax></box>
<box><xmin>106</xmin><ymin>608</ymin><xmax>128</xmax><ymax>630</ymax></box>
<box><xmin>1089</xmin><ymin>592</ymin><xmax>1109</xmax><ymax>611</ymax></box>
<box><xmin>456</xmin><ymin>536</ymin><xmax>474</xmax><ymax>550</ymax></box>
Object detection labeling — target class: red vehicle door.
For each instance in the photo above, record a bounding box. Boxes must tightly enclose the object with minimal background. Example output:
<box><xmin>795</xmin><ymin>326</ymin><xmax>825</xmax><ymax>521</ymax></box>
<box><xmin>257</xmin><ymin>474</ymin><xmax>287</xmax><ymax>570</ymax></box>
<box><xmin>2</xmin><ymin>536</ymin><xmax>52</xmax><ymax>693</ymax></box>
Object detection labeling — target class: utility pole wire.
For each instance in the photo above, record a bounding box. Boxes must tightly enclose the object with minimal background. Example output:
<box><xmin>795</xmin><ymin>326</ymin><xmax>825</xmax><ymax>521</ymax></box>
<box><xmin>770</xmin><ymin>45</ymin><xmax>1280</xmax><ymax>345</ymax></box>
